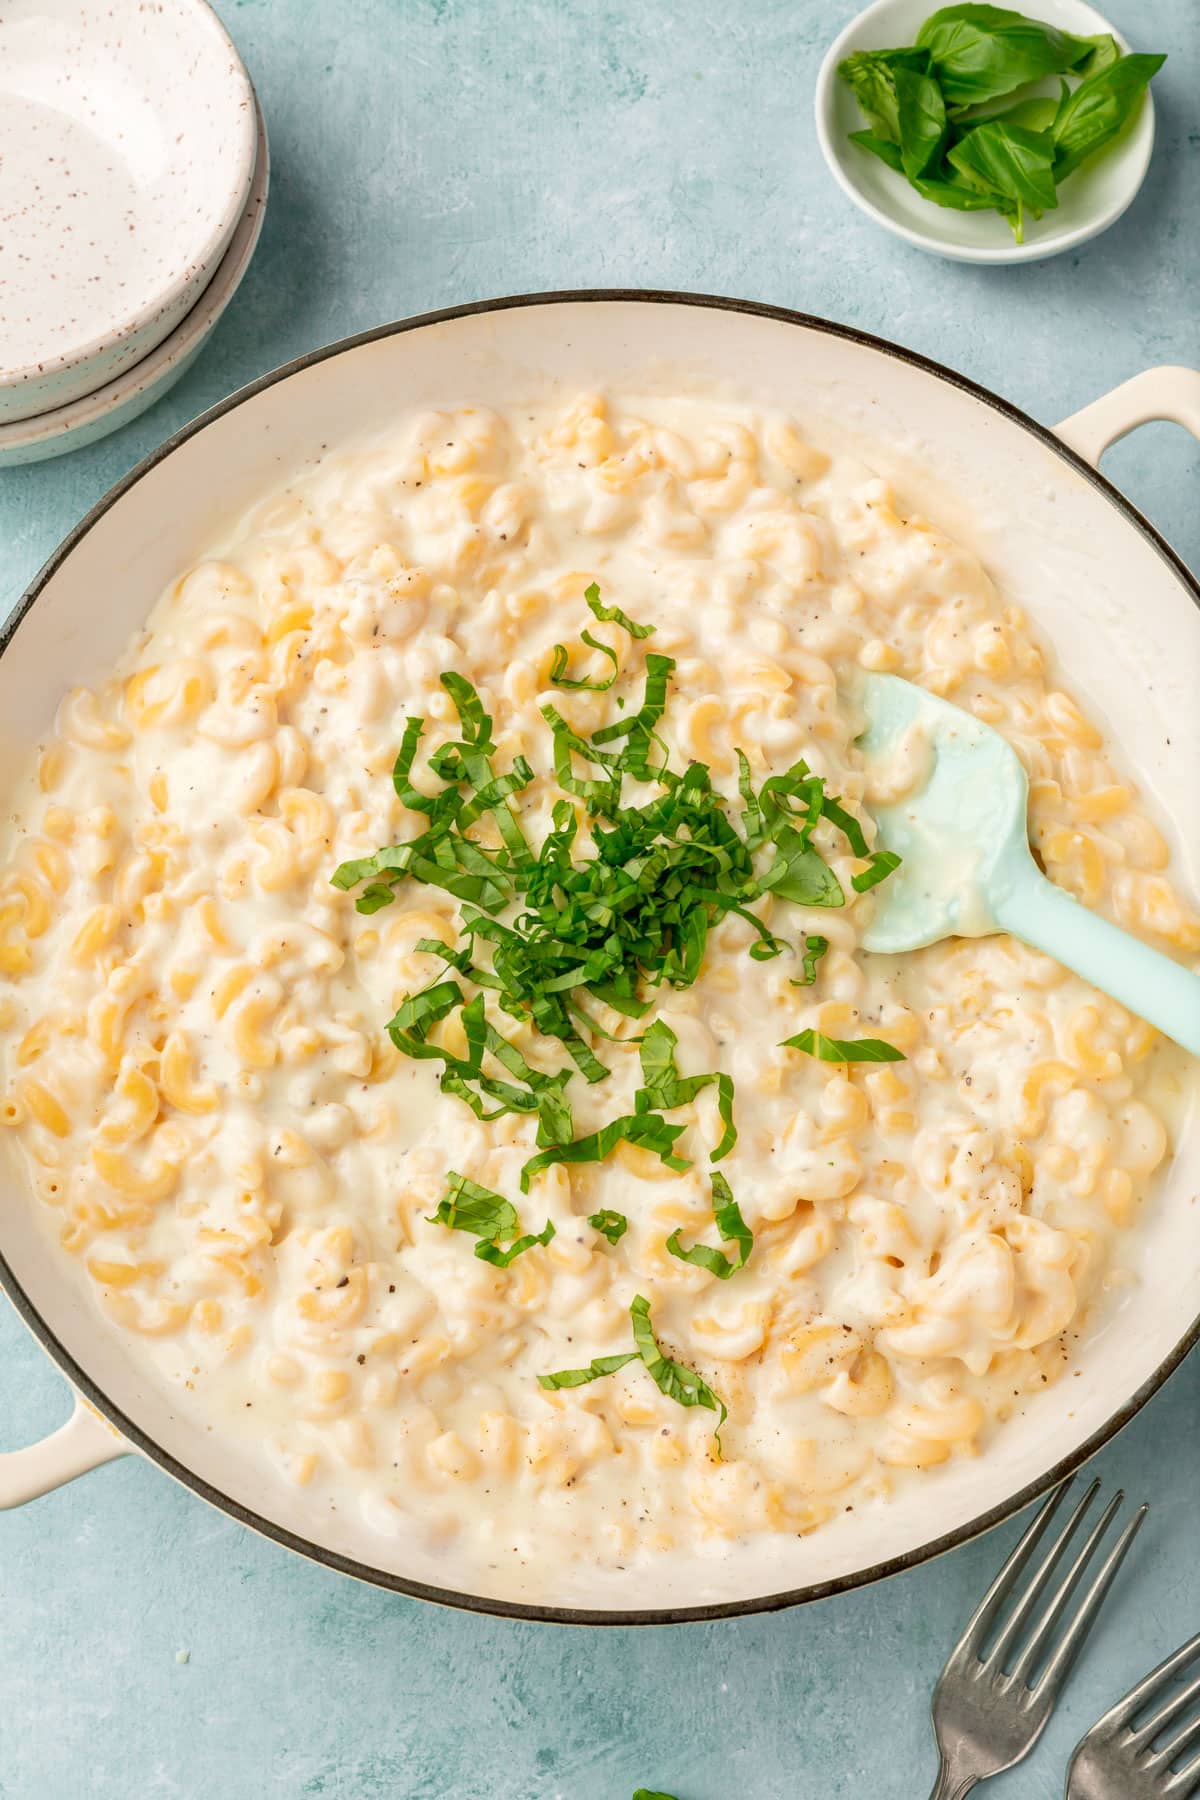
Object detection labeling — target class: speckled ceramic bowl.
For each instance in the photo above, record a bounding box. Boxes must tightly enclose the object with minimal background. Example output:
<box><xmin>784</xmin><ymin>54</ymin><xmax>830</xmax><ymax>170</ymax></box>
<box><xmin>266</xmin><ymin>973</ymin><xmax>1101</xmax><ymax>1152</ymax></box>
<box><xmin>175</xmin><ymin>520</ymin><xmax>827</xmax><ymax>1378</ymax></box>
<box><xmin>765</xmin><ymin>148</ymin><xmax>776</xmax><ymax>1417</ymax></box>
<box><xmin>0</xmin><ymin>90</ymin><xmax>269</xmax><ymax>467</ymax></box>
<box><xmin>0</xmin><ymin>0</ymin><xmax>256</xmax><ymax>423</ymax></box>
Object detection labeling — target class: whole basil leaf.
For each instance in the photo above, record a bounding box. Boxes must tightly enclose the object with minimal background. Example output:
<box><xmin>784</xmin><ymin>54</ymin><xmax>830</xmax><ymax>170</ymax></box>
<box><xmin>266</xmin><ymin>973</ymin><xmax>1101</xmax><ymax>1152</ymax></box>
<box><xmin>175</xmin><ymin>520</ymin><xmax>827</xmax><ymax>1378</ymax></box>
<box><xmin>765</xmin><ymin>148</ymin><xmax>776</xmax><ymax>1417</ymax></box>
<box><xmin>979</xmin><ymin>93</ymin><xmax>1060</xmax><ymax>132</ymax></box>
<box><xmin>916</xmin><ymin>4</ymin><xmax>1092</xmax><ymax>106</ymax></box>
<box><xmin>837</xmin><ymin>46</ymin><xmax>932</xmax><ymax>144</ymax></box>
<box><xmin>1076</xmin><ymin>32</ymin><xmax>1121</xmax><ymax>76</ymax></box>
<box><xmin>914</xmin><ymin>173</ymin><xmax>1010</xmax><ymax>211</ymax></box>
<box><xmin>848</xmin><ymin>131</ymin><xmax>1004</xmax><ymax>213</ymax></box>
<box><xmin>848</xmin><ymin>128</ymin><xmax>904</xmax><ymax>171</ymax></box>
<box><xmin>894</xmin><ymin>62</ymin><xmax>949</xmax><ymax>178</ymax></box>
<box><xmin>949</xmin><ymin>120</ymin><xmax>1058</xmax><ymax>238</ymax></box>
<box><xmin>1052</xmin><ymin>52</ymin><xmax>1166</xmax><ymax>181</ymax></box>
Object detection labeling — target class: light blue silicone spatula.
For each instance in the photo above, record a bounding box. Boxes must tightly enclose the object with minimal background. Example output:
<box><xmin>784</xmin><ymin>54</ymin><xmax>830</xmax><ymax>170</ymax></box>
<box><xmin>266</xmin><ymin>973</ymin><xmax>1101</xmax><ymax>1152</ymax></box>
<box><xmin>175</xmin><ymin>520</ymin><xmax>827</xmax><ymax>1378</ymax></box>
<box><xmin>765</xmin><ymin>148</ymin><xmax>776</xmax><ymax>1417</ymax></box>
<box><xmin>855</xmin><ymin>672</ymin><xmax>1200</xmax><ymax>1056</ymax></box>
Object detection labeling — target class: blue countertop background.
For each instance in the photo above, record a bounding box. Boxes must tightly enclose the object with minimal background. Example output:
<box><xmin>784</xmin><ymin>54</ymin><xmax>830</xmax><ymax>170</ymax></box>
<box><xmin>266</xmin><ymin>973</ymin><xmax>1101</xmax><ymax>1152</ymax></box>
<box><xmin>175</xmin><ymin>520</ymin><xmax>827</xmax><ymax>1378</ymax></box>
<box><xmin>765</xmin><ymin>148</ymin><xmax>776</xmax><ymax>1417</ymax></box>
<box><xmin>1</xmin><ymin>3</ymin><xmax>1197</xmax><ymax>1796</ymax></box>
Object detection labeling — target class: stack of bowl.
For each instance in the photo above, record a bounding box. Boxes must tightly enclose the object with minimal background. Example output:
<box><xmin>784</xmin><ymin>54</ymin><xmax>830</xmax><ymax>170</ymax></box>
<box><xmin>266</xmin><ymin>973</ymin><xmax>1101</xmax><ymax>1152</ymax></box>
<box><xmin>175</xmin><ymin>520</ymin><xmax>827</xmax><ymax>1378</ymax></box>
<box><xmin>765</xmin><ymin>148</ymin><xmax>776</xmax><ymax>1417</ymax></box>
<box><xmin>0</xmin><ymin>0</ymin><xmax>269</xmax><ymax>467</ymax></box>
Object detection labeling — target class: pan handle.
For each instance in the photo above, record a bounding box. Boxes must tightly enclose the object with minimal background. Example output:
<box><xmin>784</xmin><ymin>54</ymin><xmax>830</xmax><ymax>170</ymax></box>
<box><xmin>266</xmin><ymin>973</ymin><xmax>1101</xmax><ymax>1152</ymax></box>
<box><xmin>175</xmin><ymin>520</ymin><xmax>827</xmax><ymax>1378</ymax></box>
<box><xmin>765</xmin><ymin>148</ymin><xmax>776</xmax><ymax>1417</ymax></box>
<box><xmin>1054</xmin><ymin>365</ymin><xmax>1200</xmax><ymax>466</ymax></box>
<box><xmin>0</xmin><ymin>1392</ymin><xmax>128</xmax><ymax>1508</ymax></box>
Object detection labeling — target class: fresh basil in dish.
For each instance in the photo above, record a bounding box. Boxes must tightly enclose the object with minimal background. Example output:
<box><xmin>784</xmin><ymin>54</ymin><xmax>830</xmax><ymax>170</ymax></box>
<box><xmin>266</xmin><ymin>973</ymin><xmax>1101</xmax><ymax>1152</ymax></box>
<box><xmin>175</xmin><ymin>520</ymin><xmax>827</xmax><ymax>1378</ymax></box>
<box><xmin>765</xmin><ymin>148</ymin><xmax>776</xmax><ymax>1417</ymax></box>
<box><xmin>838</xmin><ymin>5</ymin><xmax>1165</xmax><ymax>241</ymax></box>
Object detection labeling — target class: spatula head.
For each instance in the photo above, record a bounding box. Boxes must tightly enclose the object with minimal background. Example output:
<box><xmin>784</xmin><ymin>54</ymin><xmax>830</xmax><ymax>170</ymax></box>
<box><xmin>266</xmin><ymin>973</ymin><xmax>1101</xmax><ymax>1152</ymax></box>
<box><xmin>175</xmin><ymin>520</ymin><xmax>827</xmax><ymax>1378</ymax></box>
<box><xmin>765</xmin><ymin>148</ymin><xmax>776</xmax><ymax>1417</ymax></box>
<box><xmin>855</xmin><ymin>673</ymin><xmax>1034</xmax><ymax>954</ymax></box>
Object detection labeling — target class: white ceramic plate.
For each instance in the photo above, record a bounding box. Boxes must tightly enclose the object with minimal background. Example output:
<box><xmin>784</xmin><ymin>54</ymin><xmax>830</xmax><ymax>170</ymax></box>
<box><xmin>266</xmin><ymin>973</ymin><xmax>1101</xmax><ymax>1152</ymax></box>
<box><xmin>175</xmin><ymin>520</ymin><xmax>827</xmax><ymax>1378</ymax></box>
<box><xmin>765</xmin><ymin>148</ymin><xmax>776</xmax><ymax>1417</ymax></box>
<box><xmin>0</xmin><ymin>0</ymin><xmax>256</xmax><ymax>422</ymax></box>
<box><xmin>0</xmin><ymin>296</ymin><xmax>1197</xmax><ymax>1622</ymax></box>
<box><xmin>814</xmin><ymin>0</ymin><xmax>1157</xmax><ymax>264</ymax></box>
<box><xmin>0</xmin><ymin>93</ymin><xmax>269</xmax><ymax>468</ymax></box>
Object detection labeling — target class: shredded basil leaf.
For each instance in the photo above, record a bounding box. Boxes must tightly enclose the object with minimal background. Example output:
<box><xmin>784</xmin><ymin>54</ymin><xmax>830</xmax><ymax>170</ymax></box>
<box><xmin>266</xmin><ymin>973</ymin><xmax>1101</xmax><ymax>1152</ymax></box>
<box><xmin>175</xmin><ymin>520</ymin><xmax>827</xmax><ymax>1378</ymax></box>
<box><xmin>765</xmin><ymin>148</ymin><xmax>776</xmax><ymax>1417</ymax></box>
<box><xmin>549</xmin><ymin>628</ymin><xmax>620</xmax><ymax>693</ymax></box>
<box><xmin>758</xmin><ymin>830</ymin><xmax>845</xmax><ymax>908</ymax></box>
<box><xmin>588</xmin><ymin>1209</ymin><xmax>629</xmax><ymax>1245</ymax></box>
<box><xmin>584</xmin><ymin>579</ymin><xmax>655</xmax><ymax>640</ymax></box>
<box><xmin>534</xmin><ymin>1298</ymin><xmax>729</xmax><ymax>1450</ymax></box>
<box><xmin>541</xmin><ymin>702</ymin><xmax>623</xmax><ymax>810</ymax></box>
<box><xmin>427</xmin><ymin>1172</ymin><xmax>517</xmax><ymax>1240</ymax></box>
<box><xmin>428</xmin><ymin>1172</ymin><xmax>553</xmax><ymax>1266</ymax></box>
<box><xmin>474</xmin><ymin>1219</ymin><xmax>555</xmax><ymax>1266</ymax></box>
<box><xmin>851</xmin><ymin>850</ymin><xmax>903</xmax><ymax>893</ymax></box>
<box><xmin>387</xmin><ymin>984</ymin><xmax>574</xmax><ymax>1131</ymax></box>
<box><xmin>791</xmin><ymin>934</ymin><xmax>830</xmax><ymax>988</ymax></box>
<box><xmin>666</xmin><ymin>1173</ymin><xmax>753</xmax><ymax>1279</ymax></box>
<box><xmin>781</xmin><ymin>1028</ymin><xmax>905</xmax><ymax>1063</ymax></box>
<box><xmin>520</xmin><ymin>1111</ymin><xmax>689</xmax><ymax>1193</ymax></box>
<box><xmin>634</xmin><ymin>1018</ymin><xmax>737</xmax><ymax>1161</ymax></box>
<box><xmin>592</xmin><ymin>652</ymin><xmax>676</xmax><ymax>780</ymax></box>
<box><xmin>630</xmin><ymin>1294</ymin><xmax>727</xmax><ymax>1450</ymax></box>
<box><xmin>439</xmin><ymin>669</ymin><xmax>495</xmax><ymax>750</ymax></box>
<box><xmin>537</xmin><ymin>1351</ymin><xmax>639</xmax><ymax>1391</ymax></box>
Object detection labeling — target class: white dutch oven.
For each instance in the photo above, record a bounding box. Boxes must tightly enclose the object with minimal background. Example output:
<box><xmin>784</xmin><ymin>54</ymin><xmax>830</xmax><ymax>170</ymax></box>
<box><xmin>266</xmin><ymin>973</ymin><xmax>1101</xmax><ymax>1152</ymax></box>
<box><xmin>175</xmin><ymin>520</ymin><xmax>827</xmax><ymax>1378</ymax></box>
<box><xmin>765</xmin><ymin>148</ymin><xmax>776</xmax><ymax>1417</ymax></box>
<box><xmin>1</xmin><ymin>294</ymin><xmax>1197</xmax><ymax>1623</ymax></box>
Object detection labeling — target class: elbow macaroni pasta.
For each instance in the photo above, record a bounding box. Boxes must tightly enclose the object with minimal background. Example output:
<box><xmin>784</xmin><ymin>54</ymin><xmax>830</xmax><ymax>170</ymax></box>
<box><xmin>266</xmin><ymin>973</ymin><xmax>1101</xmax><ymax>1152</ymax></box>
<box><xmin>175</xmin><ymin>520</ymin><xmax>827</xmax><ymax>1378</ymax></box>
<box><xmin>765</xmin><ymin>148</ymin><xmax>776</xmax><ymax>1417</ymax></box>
<box><xmin>0</xmin><ymin>390</ymin><xmax>1195</xmax><ymax>1588</ymax></box>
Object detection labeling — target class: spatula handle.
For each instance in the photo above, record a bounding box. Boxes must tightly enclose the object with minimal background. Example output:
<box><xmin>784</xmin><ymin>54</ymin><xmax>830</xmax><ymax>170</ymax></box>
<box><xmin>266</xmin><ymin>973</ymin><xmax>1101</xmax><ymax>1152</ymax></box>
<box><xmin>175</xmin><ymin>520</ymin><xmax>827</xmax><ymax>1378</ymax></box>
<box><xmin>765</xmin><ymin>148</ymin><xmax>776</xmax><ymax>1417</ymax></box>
<box><xmin>994</xmin><ymin>863</ymin><xmax>1200</xmax><ymax>1057</ymax></box>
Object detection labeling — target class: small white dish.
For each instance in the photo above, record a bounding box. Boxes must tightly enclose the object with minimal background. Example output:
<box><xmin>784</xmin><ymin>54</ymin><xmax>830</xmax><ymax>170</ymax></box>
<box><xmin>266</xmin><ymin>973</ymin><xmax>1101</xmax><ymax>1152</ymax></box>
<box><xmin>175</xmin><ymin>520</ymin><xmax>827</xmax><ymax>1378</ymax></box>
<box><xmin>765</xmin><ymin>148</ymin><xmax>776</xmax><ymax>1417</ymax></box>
<box><xmin>0</xmin><ymin>0</ymin><xmax>257</xmax><ymax>422</ymax></box>
<box><xmin>0</xmin><ymin>93</ymin><xmax>269</xmax><ymax>468</ymax></box>
<box><xmin>814</xmin><ymin>0</ymin><xmax>1157</xmax><ymax>264</ymax></box>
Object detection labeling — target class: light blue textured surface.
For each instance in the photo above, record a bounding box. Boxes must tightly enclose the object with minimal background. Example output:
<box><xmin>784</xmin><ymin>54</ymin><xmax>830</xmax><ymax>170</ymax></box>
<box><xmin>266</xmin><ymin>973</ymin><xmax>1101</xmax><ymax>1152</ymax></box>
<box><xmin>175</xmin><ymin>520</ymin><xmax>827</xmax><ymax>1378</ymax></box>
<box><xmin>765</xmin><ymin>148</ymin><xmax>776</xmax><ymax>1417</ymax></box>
<box><xmin>1</xmin><ymin>4</ymin><xmax>1197</xmax><ymax>1797</ymax></box>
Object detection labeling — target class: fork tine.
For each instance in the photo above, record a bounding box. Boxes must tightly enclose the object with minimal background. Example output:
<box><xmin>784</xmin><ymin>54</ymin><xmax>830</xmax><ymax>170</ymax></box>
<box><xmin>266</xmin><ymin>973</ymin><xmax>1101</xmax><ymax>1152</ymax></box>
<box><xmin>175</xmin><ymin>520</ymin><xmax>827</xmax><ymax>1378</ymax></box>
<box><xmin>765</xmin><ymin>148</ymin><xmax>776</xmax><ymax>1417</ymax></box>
<box><xmin>948</xmin><ymin>1478</ymin><xmax>1076</xmax><ymax>1661</ymax></box>
<box><xmin>1029</xmin><ymin>1501</ymin><xmax>1147</xmax><ymax>1699</ymax></box>
<box><xmin>1166</xmin><ymin>1748</ymin><xmax>1200</xmax><ymax>1798</ymax></box>
<box><xmin>1104</xmin><ymin>1631</ymin><xmax>1200</xmax><ymax>1738</ymax></box>
<box><xmin>982</xmin><ymin>1478</ymin><xmax>1100</xmax><ymax>1670</ymax></box>
<box><xmin>1148</xmin><ymin>1690</ymin><xmax>1200</xmax><ymax>1773</ymax></box>
<box><xmin>1007</xmin><ymin>1489</ymin><xmax>1124</xmax><ymax>1687</ymax></box>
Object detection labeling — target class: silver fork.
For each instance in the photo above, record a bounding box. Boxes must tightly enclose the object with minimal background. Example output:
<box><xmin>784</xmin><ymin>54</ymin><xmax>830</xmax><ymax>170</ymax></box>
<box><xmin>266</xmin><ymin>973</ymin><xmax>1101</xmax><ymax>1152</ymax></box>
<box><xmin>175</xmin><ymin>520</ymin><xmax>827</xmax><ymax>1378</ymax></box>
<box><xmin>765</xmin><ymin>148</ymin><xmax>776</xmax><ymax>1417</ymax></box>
<box><xmin>928</xmin><ymin>1478</ymin><xmax>1148</xmax><ymax>1798</ymax></box>
<box><xmin>1066</xmin><ymin>1632</ymin><xmax>1200</xmax><ymax>1797</ymax></box>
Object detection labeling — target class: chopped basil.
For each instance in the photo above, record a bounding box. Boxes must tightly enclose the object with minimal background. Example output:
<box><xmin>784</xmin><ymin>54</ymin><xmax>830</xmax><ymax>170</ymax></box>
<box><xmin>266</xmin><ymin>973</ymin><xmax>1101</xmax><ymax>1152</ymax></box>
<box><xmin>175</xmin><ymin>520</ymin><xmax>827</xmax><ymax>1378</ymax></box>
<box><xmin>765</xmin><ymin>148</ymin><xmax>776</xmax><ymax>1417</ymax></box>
<box><xmin>427</xmin><ymin>1172</ymin><xmax>554</xmax><ymax>1266</ymax></box>
<box><xmin>549</xmin><ymin>629</ymin><xmax>620</xmax><ymax>692</ymax></box>
<box><xmin>758</xmin><ymin>830</ymin><xmax>845</xmax><ymax>908</ymax></box>
<box><xmin>386</xmin><ymin>983</ymin><xmax>574</xmax><ymax>1135</ymax></box>
<box><xmin>537</xmin><ymin>1351</ymin><xmax>638</xmax><ymax>1391</ymax></box>
<box><xmin>583</xmin><ymin>579</ymin><xmax>655</xmax><ymax>639</ymax></box>
<box><xmin>852</xmin><ymin>850</ymin><xmax>903</xmax><ymax>893</ymax></box>
<box><xmin>520</xmin><ymin>1111</ymin><xmax>690</xmax><ymax>1194</ymax></box>
<box><xmin>592</xmin><ymin>652</ymin><xmax>676</xmax><ymax>778</ymax></box>
<box><xmin>475</xmin><ymin>1220</ymin><xmax>556</xmax><ymax>1267</ymax></box>
<box><xmin>666</xmin><ymin>1173</ymin><xmax>753</xmax><ymax>1279</ymax></box>
<box><xmin>538</xmin><ymin>1296</ymin><xmax>728</xmax><ymax>1450</ymax></box>
<box><xmin>541</xmin><ymin>702</ymin><xmax>622</xmax><ymax>810</ymax></box>
<box><xmin>791</xmin><ymin>934</ymin><xmax>830</xmax><ymax>988</ymax></box>
<box><xmin>630</xmin><ymin>1294</ymin><xmax>727</xmax><ymax>1450</ymax></box>
<box><xmin>427</xmin><ymin>1172</ymin><xmax>517</xmax><ymax>1240</ymax></box>
<box><xmin>588</xmin><ymin>1209</ymin><xmax>629</xmax><ymax>1245</ymax></box>
<box><xmin>334</xmin><ymin>626</ymin><xmax>900</xmax><ymax>1147</ymax></box>
<box><xmin>634</xmin><ymin>1018</ymin><xmax>737</xmax><ymax>1161</ymax></box>
<box><xmin>781</xmin><ymin>1028</ymin><xmax>905</xmax><ymax>1063</ymax></box>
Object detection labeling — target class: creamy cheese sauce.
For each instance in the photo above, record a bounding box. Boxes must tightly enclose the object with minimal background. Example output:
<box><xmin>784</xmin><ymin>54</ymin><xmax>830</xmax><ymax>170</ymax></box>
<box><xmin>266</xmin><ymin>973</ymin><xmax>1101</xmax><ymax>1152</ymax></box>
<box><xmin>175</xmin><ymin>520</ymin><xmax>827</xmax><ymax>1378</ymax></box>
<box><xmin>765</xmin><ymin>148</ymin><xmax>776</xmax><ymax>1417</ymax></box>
<box><xmin>1</xmin><ymin>390</ymin><xmax>1197</xmax><ymax>1583</ymax></box>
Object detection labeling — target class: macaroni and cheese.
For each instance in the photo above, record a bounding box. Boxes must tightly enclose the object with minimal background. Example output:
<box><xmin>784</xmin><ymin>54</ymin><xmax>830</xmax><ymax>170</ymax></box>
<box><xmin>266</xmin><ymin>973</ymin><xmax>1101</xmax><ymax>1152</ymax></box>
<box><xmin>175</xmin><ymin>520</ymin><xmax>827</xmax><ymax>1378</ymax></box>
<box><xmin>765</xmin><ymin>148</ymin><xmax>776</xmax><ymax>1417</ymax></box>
<box><xmin>1</xmin><ymin>391</ymin><xmax>1196</xmax><ymax>1581</ymax></box>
